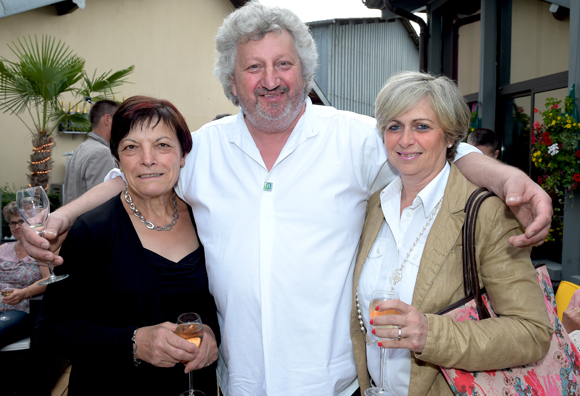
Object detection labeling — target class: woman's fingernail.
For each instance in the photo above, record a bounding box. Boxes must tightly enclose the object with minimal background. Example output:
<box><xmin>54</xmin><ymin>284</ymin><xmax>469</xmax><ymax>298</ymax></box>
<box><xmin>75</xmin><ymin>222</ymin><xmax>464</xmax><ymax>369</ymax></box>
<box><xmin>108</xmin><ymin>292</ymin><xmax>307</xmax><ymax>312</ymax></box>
<box><xmin>41</xmin><ymin>242</ymin><xmax>49</xmax><ymax>249</ymax></box>
<box><xmin>375</xmin><ymin>305</ymin><xmax>379</xmax><ymax>311</ymax></box>
<box><xmin>378</xmin><ymin>342</ymin><xmax>383</xmax><ymax>347</ymax></box>
<box><xmin>372</xmin><ymin>329</ymin><xmax>376</xmax><ymax>335</ymax></box>
<box><xmin>370</xmin><ymin>319</ymin><xmax>373</xmax><ymax>325</ymax></box>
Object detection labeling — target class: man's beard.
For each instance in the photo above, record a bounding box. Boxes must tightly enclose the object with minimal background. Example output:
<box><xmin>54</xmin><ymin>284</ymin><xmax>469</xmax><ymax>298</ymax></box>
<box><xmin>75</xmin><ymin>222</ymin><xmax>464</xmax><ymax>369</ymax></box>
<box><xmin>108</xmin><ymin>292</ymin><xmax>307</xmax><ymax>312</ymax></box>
<box><xmin>239</xmin><ymin>86</ymin><xmax>306</xmax><ymax>134</ymax></box>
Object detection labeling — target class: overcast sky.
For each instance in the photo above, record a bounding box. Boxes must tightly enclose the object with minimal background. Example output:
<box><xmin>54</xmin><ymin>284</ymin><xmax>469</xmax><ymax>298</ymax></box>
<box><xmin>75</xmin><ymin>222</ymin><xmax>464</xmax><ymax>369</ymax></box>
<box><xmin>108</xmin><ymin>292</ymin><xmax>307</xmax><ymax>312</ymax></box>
<box><xmin>259</xmin><ymin>0</ymin><xmax>382</xmax><ymax>23</ymax></box>
<box><xmin>258</xmin><ymin>0</ymin><xmax>423</xmax><ymax>33</ymax></box>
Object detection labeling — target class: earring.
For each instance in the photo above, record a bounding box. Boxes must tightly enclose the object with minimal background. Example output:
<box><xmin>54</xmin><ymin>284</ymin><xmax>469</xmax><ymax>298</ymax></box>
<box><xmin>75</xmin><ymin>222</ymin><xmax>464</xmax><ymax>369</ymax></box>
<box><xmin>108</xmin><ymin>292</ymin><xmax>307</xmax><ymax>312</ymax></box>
<box><xmin>448</xmin><ymin>144</ymin><xmax>453</xmax><ymax>148</ymax></box>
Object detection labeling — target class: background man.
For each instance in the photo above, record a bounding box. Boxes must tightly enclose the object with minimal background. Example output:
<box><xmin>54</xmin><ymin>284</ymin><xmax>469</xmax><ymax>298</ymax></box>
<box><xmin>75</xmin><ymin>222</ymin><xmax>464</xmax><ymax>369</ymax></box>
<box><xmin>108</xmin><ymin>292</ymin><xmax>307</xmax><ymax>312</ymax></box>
<box><xmin>63</xmin><ymin>99</ymin><xmax>119</xmax><ymax>204</ymax></box>
<box><xmin>467</xmin><ymin>127</ymin><xmax>500</xmax><ymax>159</ymax></box>
<box><xmin>23</xmin><ymin>2</ymin><xmax>552</xmax><ymax>395</ymax></box>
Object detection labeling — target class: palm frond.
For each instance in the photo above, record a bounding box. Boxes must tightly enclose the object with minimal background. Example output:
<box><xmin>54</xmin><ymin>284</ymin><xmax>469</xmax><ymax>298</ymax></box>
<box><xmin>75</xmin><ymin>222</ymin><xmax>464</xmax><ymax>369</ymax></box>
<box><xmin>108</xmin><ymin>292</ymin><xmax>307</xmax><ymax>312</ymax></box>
<box><xmin>80</xmin><ymin>65</ymin><xmax>134</xmax><ymax>97</ymax></box>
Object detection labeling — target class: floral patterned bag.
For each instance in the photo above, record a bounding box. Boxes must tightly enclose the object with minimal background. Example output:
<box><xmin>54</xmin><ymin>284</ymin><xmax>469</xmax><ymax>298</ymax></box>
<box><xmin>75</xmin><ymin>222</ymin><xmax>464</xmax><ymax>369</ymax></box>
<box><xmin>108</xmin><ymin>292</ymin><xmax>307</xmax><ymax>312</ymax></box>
<box><xmin>436</xmin><ymin>188</ymin><xmax>580</xmax><ymax>396</ymax></box>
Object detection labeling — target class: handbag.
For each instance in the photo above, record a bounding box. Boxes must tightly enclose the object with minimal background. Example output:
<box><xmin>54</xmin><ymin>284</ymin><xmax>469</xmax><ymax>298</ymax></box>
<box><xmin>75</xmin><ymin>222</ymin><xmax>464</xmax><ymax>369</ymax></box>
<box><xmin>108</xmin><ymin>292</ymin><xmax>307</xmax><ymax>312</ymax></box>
<box><xmin>436</xmin><ymin>187</ymin><xmax>580</xmax><ymax>396</ymax></box>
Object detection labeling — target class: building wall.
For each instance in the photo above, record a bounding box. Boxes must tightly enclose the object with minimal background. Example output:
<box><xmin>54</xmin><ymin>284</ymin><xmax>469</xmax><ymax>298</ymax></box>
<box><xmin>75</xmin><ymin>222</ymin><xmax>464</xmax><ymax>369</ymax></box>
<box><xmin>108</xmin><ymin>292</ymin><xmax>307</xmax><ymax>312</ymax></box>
<box><xmin>456</xmin><ymin>0</ymin><xmax>569</xmax><ymax>95</ymax></box>
<box><xmin>310</xmin><ymin>18</ymin><xmax>419</xmax><ymax>117</ymax></box>
<box><xmin>0</xmin><ymin>0</ymin><xmax>239</xmax><ymax>189</ymax></box>
<box><xmin>457</xmin><ymin>19</ymin><xmax>480</xmax><ymax>96</ymax></box>
<box><xmin>510</xmin><ymin>0</ymin><xmax>569</xmax><ymax>84</ymax></box>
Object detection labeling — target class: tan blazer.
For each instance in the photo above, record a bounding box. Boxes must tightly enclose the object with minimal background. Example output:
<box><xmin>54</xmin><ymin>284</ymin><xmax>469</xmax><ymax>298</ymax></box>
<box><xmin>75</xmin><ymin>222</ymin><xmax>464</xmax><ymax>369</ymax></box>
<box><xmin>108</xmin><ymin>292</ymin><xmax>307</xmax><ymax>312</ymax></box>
<box><xmin>350</xmin><ymin>164</ymin><xmax>553</xmax><ymax>396</ymax></box>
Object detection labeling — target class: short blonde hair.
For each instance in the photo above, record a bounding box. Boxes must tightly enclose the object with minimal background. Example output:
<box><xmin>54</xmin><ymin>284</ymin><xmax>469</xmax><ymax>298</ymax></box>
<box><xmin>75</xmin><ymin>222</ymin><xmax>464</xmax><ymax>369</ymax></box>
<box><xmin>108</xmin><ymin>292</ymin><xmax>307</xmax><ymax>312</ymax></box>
<box><xmin>375</xmin><ymin>71</ymin><xmax>470</xmax><ymax>160</ymax></box>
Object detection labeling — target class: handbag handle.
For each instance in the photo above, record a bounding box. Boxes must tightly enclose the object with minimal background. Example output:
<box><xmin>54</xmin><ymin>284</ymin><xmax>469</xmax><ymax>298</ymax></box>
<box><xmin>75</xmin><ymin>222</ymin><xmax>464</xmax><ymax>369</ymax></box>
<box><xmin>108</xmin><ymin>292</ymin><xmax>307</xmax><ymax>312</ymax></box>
<box><xmin>463</xmin><ymin>187</ymin><xmax>496</xmax><ymax>320</ymax></box>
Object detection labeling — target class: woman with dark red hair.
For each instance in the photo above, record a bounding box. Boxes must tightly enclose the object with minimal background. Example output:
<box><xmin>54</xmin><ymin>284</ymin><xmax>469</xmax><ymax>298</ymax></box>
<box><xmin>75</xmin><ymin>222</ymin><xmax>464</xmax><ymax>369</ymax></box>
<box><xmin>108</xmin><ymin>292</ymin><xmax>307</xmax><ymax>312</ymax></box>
<box><xmin>34</xmin><ymin>96</ymin><xmax>219</xmax><ymax>396</ymax></box>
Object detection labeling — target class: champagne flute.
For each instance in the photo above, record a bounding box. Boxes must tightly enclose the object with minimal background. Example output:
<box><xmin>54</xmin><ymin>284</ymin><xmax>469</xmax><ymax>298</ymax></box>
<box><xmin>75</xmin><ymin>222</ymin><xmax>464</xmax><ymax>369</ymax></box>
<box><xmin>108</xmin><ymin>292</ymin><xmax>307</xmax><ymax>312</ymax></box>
<box><xmin>1</xmin><ymin>288</ymin><xmax>14</xmax><ymax>321</ymax></box>
<box><xmin>175</xmin><ymin>312</ymin><xmax>206</xmax><ymax>396</ymax></box>
<box><xmin>365</xmin><ymin>290</ymin><xmax>400</xmax><ymax>396</ymax></box>
<box><xmin>15</xmin><ymin>186</ymin><xmax>68</xmax><ymax>285</ymax></box>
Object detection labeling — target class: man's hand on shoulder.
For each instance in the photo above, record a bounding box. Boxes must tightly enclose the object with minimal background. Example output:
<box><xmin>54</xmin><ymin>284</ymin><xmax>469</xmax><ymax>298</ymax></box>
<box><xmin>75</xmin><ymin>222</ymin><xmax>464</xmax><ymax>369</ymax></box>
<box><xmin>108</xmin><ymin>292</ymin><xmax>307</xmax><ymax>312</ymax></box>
<box><xmin>502</xmin><ymin>174</ymin><xmax>553</xmax><ymax>248</ymax></box>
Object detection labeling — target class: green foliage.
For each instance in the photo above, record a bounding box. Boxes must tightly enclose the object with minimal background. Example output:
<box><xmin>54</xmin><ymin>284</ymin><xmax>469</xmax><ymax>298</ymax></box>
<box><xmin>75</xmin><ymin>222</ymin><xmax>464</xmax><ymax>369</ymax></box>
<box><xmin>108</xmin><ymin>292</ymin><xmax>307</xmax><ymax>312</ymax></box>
<box><xmin>0</xmin><ymin>35</ymin><xmax>134</xmax><ymax>136</ymax></box>
<box><xmin>532</xmin><ymin>96</ymin><xmax>580</xmax><ymax>242</ymax></box>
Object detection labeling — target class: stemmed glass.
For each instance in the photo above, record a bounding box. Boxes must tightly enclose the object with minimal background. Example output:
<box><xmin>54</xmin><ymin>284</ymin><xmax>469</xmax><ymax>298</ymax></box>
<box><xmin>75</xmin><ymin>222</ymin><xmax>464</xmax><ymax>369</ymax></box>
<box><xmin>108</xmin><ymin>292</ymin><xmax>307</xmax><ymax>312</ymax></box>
<box><xmin>366</xmin><ymin>290</ymin><xmax>400</xmax><ymax>396</ymax></box>
<box><xmin>1</xmin><ymin>288</ymin><xmax>14</xmax><ymax>321</ymax></box>
<box><xmin>15</xmin><ymin>186</ymin><xmax>68</xmax><ymax>285</ymax></box>
<box><xmin>175</xmin><ymin>312</ymin><xmax>206</xmax><ymax>396</ymax></box>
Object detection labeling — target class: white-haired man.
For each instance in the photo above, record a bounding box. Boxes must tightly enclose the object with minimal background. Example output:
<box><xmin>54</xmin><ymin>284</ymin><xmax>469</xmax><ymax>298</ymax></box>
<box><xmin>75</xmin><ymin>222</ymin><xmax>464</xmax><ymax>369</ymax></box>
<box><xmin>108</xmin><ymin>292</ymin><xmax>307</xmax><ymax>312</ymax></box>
<box><xmin>23</xmin><ymin>2</ymin><xmax>551</xmax><ymax>396</ymax></box>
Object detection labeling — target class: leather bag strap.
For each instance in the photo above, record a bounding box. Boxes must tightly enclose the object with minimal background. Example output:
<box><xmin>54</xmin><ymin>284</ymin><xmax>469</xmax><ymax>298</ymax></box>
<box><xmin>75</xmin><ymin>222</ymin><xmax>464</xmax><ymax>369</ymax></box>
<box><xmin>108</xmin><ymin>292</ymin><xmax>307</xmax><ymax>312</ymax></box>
<box><xmin>463</xmin><ymin>187</ymin><xmax>496</xmax><ymax>320</ymax></box>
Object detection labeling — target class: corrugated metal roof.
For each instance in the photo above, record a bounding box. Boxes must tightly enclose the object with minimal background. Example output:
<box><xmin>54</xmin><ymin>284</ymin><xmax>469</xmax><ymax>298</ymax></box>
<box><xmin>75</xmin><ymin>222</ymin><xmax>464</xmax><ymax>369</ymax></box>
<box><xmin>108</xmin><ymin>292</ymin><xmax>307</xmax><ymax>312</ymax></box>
<box><xmin>308</xmin><ymin>18</ymin><xmax>420</xmax><ymax>116</ymax></box>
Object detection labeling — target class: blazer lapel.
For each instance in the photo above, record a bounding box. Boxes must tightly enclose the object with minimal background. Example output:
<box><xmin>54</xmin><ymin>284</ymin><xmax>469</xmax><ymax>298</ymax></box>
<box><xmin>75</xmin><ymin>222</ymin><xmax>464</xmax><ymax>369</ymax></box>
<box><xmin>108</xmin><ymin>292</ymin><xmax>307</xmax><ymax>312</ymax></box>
<box><xmin>411</xmin><ymin>165</ymin><xmax>468</xmax><ymax>312</ymax></box>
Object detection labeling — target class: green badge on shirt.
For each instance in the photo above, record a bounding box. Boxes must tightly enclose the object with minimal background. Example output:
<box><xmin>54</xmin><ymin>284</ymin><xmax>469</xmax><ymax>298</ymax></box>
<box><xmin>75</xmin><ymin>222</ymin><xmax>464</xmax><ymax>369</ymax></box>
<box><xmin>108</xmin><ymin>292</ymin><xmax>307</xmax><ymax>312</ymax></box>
<box><xmin>263</xmin><ymin>182</ymin><xmax>273</xmax><ymax>192</ymax></box>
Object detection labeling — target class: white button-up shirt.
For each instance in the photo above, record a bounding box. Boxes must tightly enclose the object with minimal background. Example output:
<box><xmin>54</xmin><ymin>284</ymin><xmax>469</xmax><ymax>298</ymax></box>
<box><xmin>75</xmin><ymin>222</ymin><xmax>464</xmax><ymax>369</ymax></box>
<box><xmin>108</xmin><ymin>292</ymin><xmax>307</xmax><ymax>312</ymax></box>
<box><xmin>176</xmin><ymin>99</ymin><xmax>393</xmax><ymax>396</ymax></box>
<box><xmin>357</xmin><ymin>163</ymin><xmax>450</xmax><ymax>396</ymax></box>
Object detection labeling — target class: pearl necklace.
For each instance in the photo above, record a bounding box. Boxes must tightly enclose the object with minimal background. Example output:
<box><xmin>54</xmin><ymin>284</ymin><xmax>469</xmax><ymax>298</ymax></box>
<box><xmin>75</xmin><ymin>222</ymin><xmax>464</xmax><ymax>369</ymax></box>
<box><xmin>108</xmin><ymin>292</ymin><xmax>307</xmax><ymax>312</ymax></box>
<box><xmin>123</xmin><ymin>187</ymin><xmax>179</xmax><ymax>231</ymax></box>
<box><xmin>356</xmin><ymin>197</ymin><xmax>443</xmax><ymax>345</ymax></box>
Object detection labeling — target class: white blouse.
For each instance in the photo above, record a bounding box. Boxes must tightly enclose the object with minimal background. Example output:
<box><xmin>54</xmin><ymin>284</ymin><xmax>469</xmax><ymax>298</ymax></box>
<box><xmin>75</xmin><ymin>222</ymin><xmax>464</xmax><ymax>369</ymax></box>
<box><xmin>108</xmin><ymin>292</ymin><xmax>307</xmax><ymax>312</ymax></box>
<box><xmin>357</xmin><ymin>163</ymin><xmax>450</xmax><ymax>396</ymax></box>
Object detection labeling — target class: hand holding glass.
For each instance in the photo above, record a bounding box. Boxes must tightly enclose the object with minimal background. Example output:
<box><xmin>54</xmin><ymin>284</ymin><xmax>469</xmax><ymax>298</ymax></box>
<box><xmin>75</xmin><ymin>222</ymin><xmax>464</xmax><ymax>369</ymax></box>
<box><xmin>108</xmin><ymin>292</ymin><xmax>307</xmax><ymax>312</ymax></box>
<box><xmin>16</xmin><ymin>186</ymin><xmax>68</xmax><ymax>285</ymax></box>
<box><xmin>365</xmin><ymin>290</ymin><xmax>400</xmax><ymax>396</ymax></box>
<box><xmin>175</xmin><ymin>312</ymin><xmax>205</xmax><ymax>396</ymax></box>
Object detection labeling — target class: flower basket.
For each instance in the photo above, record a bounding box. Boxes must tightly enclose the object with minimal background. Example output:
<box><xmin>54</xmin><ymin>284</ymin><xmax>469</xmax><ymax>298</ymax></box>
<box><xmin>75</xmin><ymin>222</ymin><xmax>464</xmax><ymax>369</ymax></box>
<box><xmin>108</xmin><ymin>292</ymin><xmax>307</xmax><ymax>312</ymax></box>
<box><xmin>532</xmin><ymin>93</ymin><xmax>580</xmax><ymax>242</ymax></box>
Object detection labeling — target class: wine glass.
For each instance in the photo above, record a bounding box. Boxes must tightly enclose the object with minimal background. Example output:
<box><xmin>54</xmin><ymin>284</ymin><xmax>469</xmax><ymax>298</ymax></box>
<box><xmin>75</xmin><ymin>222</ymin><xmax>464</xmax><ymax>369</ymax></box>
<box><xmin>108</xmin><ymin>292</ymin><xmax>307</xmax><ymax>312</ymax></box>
<box><xmin>365</xmin><ymin>290</ymin><xmax>400</xmax><ymax>396</ymax></box>
<box><xmin>175</xmin><ymin>312</ymin><xmax>206</xmax><ymax>396</ymax></box>
<box><xmin>1</xmin><ymin>288</ymin><xmax>14</xmax><ymax>321</ymax></box>
<box><xmin>15</xmin><ymin>186</ymin><xmax>68</xmax><ymax>285</ymax></box>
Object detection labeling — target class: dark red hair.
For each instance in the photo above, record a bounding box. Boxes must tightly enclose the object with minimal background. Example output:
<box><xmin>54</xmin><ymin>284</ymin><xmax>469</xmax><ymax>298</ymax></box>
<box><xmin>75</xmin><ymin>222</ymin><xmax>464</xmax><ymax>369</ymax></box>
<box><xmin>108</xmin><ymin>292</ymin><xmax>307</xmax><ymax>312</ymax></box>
<box><xmin>110</xmin><ymin>95</ymin><xmax>192</xmax><ymax>161</ymax></box>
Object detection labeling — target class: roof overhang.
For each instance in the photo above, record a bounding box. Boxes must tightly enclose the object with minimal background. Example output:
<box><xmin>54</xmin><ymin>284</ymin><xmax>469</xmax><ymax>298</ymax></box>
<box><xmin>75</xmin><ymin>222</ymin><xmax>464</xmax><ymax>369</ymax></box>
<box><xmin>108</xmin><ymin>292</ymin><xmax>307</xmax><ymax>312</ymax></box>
<box><xmin>0</xmin><ymin>0</ymin><xmax>84</xmax><ymax>18</ymax></box>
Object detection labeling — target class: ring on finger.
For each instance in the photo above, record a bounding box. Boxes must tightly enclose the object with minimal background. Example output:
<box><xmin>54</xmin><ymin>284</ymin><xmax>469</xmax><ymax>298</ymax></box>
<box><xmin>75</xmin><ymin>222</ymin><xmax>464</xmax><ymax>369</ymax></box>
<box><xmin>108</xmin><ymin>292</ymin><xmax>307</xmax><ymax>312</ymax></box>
<box><xmin>574</xmin><ymin>307</ymin><xmax>580</xmax><ymax>316</ymax></box>
<box><xmin>205</xmin><ymin>361</ymin><xmax>210</xmax><ymax>367</ymax></box>
<box><xmin>398</xmin><ymin>327</ymin><xmax>402</xmax><ymax>341</ymax></box>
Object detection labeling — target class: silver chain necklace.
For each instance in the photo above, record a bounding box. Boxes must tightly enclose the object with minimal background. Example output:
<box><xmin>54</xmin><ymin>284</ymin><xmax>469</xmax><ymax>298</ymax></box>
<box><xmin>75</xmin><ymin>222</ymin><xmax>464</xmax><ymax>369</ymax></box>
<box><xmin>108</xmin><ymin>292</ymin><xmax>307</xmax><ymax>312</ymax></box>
<box><xmin>356</xmin><ymin>197</ymin><xmax>443</xmax><ymax>345</ymax></box>
<box><xmin>123</xmin><ymin>187</ymin><xmax>179</xmax><ymax>231</ymax></box>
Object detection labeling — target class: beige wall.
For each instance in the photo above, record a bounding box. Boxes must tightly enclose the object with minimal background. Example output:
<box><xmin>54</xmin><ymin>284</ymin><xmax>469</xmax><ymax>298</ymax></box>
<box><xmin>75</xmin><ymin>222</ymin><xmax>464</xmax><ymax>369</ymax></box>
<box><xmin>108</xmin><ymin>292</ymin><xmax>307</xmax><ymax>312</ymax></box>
<box><xmin>0</xmin><ymin>0</ymin><xmax>239</xmax><ymax>189</ymax></box>
<box><xmin>457</xmin><ymin>19</ymin><xmax>480</xmax><ymax>96</ymax></box>
<box><xmin>456</xmin><ymin>0</ymin><xmax>569</xmax><ymax>95</ymax></box>
<box><xmin>510</xmin><ymin>0</ymin><xmax>569</xmax><ymax>84</ymax></box>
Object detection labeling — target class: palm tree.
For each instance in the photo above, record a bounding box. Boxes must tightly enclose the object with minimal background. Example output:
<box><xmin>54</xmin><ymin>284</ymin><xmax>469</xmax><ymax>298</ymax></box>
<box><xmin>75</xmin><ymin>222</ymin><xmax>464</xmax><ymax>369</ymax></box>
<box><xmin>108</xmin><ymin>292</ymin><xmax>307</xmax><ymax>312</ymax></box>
<box><xmin>0</xmin><ymin>35</ymin><xmax>133</xmax><ymax>188</ymax></box>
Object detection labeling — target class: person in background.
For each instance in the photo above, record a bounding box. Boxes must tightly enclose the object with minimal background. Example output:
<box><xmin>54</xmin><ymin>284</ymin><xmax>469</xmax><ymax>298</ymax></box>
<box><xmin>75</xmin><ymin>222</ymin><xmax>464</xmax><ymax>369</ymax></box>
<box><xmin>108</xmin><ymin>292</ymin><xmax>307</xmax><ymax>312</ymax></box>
<box><xmin>0</xmin><ymin>202</ymin><xmax>49</xmax><ymax>349</ymax></box>
<box><xmin>33</xmin><ymin>96</ymin><xmax>219</xmax><ymax>396</ymax></box>
<box><xmin>351</xmin><ymin>71</ymin><xmax>551</xmax><ymax>396</ymax></box>
<box><xmin>467</xmin><ymin>127</ymin><xmax>500</xmax><ymax>159</ymax></box>
<box><xmin>63</xmin><ymin>99</ymin><xmax>119</xmax><ymax>204</ymax></box>
<box><xmin>23</xmin><ymin>2</ymin><xmax>553</xmax><ymax>395</ymax></box>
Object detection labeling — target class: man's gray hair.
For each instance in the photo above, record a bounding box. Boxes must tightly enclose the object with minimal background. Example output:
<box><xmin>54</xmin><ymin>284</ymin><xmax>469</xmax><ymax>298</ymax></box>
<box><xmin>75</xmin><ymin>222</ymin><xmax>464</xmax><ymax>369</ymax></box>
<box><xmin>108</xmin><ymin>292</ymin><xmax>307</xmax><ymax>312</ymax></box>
<box><xmin>214</xmin><ymin>1</ymin><xmax>318</xmax><ymax>106</ymax></box>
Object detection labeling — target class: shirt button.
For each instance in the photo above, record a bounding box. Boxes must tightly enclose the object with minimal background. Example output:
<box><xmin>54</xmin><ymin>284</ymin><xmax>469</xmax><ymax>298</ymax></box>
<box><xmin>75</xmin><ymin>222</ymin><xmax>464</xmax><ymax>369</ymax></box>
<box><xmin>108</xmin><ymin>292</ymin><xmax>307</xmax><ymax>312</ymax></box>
<box><xmin>406</xmin><ymin>212</ymin><xmax>411</xmax><ymax>218</ymax></box>
<box><xmin>377</xmin><ymin>249</ymin><xmax>381</xmax><ymax>254</ymax></box>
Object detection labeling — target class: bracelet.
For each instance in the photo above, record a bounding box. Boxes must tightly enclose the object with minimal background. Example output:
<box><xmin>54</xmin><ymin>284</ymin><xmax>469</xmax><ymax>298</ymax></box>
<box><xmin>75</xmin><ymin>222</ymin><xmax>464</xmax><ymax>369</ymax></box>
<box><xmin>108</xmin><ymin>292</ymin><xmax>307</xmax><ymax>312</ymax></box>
<box><xmin>131</xmin><ymin>328</ymin><xmax>141</xmax><ymax>367</ymax></box>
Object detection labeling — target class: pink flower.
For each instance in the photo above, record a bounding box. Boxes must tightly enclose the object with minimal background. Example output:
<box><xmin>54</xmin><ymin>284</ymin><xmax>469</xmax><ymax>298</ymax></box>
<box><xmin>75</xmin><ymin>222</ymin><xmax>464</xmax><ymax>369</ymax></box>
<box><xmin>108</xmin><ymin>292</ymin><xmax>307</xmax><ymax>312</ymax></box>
<box><xmin>533</xmin><ymin>121</ymin><xmax>541</xmax><ymax>130</ymax></box>
<box><xmin>553</xmin><ymin>103</ymin><xmax>559</xmax><ymax>109</ymax></box>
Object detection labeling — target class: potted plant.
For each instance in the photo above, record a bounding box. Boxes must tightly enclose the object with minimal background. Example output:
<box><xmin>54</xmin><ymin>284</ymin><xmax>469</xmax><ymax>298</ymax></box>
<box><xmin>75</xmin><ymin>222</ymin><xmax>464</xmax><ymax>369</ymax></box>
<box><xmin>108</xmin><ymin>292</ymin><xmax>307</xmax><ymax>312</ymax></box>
<box><xmin>0</xmin><ymin>35</ymin><xmax>133</xmax><ymax>188</ymax></box>
<box><xmin>531</xmin><ymin>94</ymin><xmax>580</xmax><ymax>244</ymax></box>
